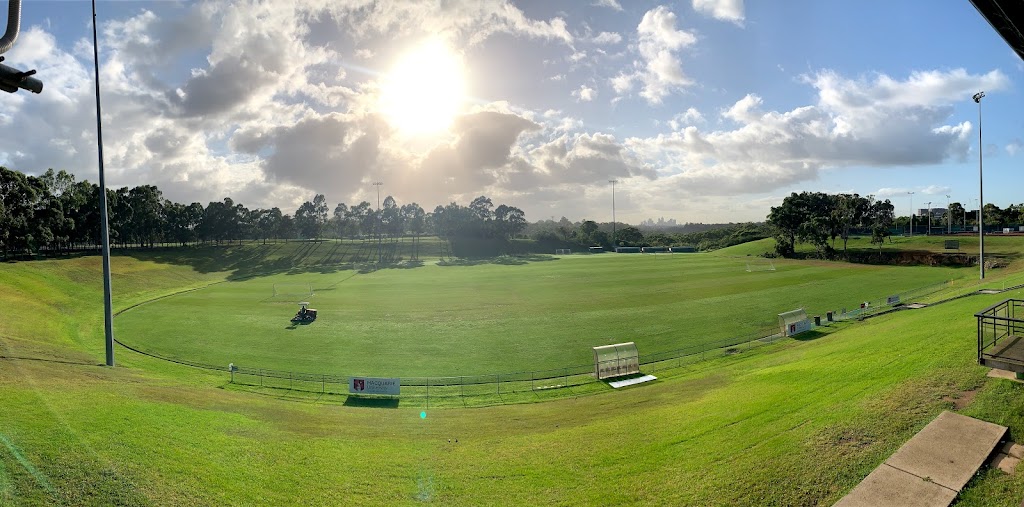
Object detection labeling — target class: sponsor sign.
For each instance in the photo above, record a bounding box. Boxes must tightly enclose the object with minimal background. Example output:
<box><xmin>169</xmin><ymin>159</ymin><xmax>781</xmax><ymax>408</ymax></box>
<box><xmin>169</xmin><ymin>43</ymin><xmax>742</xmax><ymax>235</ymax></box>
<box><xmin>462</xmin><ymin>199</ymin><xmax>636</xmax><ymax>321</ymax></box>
<box><xmin>349</xmin><ymin>377</ymin><xmax>400</xmax><ymax>395</ymax></box>
<box><xmin>786</xmin><ymin>319</ymin><xmax>812</xmax><ymax>337</ymax></box>
<box><xmin>887</xmin><ymin>295</ymin><xmax>900</xmax><ymax>305</ymax></box>
<box><xmin>944</xmin><ymin>240</ymin><xmax>959</xmax><ymax>250</ymax></box>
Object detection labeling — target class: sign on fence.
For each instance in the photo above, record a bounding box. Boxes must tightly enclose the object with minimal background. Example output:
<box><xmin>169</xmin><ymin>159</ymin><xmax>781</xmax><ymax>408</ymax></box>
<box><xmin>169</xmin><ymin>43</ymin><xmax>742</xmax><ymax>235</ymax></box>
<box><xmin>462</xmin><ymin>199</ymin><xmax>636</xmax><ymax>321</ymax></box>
<box><xmin>887</xmin><ymin>295</ymin><xmax>900</xmax><ymax>305</ymax></box>
<box><xmin>944</xmin><ymin>240</ymin><xmax>959</xmax><ymax>250</ymax></box>
<box><xmin>349</xmin><ymin>376</ymin><xmax>400</xmax><ymax>395</ymax></box>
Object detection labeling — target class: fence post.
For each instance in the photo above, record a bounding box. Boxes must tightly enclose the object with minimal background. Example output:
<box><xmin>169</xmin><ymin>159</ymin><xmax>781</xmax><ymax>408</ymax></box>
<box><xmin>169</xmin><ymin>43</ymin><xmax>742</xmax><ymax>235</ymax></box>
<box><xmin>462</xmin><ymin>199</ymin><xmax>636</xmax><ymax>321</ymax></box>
<box><xmin>290</xmin><ymin>371</ymin><xmax>293</xmax><ymax>390</ymax></box>
<box><xmin>259</xmin><ymin>369</ymin><xmax>263</xmax><ymax>387</ymax></box>
<box><xmin>531</xmin><ymin>370</ymin><xmax>535</xmax><ymax>391</ymax></box>
<box><xmin>496</xmin><ymin>374</ymin><xmax>500</xmax><ymax>395</ymax></box>
<box><xmin>460</xmin><ymin>376</ymin><xmax>464</xmax><ymax>398</ymax></box>
<box><xmin>322</xmin><ymin>374</ymin><xmax>325</xmax><ymax>394</ymax></box>
<box><xmin>426</xmin><ymin>378</ymin><xmax>430</xmax><ymax>408</ymax></box>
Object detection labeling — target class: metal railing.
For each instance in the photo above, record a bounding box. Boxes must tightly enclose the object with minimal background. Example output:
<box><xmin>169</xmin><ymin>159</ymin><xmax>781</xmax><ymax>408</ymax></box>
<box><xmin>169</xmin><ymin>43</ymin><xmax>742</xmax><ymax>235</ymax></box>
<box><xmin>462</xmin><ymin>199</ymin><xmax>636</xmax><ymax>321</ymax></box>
<box><xmin>976</xmin><ymin>299</ymin><xmax>1024</xmax><ymax>368</ymax></box>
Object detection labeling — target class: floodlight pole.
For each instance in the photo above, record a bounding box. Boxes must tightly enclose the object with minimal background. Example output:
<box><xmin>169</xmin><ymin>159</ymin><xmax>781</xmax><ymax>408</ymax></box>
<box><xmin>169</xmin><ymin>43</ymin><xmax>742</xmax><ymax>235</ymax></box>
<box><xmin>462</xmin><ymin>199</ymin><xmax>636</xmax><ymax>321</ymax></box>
<box><xmin>609</xmin><ymin>179</ymin><xmax>617</xmax><ymax>248</ymax></box>
<box><xmin>974</xmin><ymin>91</ymin><xmax>985</xmax><ymax>280</ymax></box>
<box><xmin>92</xmin><ymin>0</ymin><xmax>114</xmax><ymax>367</ymax></box>
<box><xmin>372</xmin><ymin>181</ymin><xmax>383</xmax><ymax>264</ymax></box>
<box><xmin>907</xmin><ymin>191</ymin><xmax>914</xmax><ymax>237</ymax></box>
<box><xmin>925</xmin><ymin>201</ymin><xmax>932</xmax><ymax>235</ymax></box>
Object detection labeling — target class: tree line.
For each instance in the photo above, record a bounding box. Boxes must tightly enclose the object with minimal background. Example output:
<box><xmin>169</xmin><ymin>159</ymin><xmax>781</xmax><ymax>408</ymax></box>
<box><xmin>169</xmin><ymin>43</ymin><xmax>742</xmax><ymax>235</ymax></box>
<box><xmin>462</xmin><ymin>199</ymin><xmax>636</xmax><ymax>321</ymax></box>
<box><xmin>527</xmin><ymin>216</ymin><xmax>770</xmax><ymax>251</ymax></box>
<box><xmin>0</xmin><ymin>167</ymin><xmax>527</xmax><ymax>259</ymax></box>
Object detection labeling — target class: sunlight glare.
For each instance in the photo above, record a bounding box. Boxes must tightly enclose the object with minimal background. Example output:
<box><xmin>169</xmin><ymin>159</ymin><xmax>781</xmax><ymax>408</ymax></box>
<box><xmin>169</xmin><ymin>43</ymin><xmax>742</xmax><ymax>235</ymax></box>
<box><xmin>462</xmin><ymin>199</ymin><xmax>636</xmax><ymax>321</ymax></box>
<box><xmin>377</xmin><ymin>40</ymin><xmax>467</xmax><ymax>136</ymax></box>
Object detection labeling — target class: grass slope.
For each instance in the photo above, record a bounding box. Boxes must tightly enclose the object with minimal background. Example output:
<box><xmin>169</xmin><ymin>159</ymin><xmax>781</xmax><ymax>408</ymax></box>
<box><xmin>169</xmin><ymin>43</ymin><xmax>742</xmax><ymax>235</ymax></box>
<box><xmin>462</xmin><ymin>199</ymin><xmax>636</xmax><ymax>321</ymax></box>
<box><xmin>2</xmin><ymin>244</ymin><xmax>1024</xmax><ymax>505</ymax></box>
<box><xmin>114</xmin><ymin>245</ymin><xmax>964</xmax><ymax>376</ymax></box>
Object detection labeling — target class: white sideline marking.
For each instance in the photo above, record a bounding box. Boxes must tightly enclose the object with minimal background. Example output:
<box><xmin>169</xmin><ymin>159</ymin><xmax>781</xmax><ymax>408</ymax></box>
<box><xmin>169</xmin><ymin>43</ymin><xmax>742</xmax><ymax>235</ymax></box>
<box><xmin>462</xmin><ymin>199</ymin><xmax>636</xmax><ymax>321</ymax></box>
<box><xmin>608</xmin><ymin>375</ymin><xmax>657</xmax><ymax>388</ymax></box>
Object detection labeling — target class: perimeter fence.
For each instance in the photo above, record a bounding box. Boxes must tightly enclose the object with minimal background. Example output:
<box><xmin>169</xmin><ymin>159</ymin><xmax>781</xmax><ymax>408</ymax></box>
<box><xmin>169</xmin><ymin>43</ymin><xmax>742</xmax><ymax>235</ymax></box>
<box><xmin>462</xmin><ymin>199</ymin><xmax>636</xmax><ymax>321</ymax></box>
<box><xmin>117</xmin><ymin>278</ymin><xmax>962</xmax><ymax>403</ymax></box>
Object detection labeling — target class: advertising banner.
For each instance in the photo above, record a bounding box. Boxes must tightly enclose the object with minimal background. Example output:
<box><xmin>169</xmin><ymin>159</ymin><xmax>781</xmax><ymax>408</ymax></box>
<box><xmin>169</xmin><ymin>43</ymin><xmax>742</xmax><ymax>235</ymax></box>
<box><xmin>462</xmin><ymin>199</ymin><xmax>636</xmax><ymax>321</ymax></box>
<box><xmin>349</xmin><ymin>377</ymin><xmax>400</xmax><ymax>395</ymax></box>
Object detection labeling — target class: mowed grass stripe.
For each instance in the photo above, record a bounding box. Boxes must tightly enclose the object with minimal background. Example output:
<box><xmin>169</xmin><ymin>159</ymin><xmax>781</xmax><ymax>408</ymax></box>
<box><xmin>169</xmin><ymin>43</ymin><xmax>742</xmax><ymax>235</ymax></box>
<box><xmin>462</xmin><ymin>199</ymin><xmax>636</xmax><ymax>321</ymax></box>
<box><xmin>114</xmin><ymin>249</ymin><xmax>965</xmax><ymax>376</ymax></box>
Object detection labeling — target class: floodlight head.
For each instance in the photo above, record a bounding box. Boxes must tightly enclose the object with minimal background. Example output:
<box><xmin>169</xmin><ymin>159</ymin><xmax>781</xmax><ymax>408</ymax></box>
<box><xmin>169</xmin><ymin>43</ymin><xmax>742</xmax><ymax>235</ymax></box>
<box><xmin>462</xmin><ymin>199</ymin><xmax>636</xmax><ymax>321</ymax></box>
<box><xmin>0</xmin><ymin>60</ymin><xmax>41</xmax><ymax>94</ymax></box>
<box><xmin>973</xmin><ymin>91</ymin><xmax>985</xmax><ymax>103</ymax></box>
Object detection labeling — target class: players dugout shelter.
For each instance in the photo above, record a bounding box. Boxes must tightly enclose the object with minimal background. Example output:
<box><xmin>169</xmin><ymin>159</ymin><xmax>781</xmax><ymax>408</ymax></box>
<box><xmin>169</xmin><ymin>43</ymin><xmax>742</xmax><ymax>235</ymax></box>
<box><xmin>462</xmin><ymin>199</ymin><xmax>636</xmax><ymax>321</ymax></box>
<box><xmin>593</xmin><ymin>342</ymin><xmax>640</xmax><ymax>380</ymax></box>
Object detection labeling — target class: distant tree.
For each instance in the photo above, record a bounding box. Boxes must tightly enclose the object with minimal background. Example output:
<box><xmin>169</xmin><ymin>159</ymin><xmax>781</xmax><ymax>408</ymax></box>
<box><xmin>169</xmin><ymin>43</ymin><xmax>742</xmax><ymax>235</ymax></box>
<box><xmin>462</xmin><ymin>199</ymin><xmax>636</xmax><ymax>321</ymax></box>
<box><xmin>616</xmin><ymin>226</ymin><xmax>644</xmax><ymax>246</ymax></box>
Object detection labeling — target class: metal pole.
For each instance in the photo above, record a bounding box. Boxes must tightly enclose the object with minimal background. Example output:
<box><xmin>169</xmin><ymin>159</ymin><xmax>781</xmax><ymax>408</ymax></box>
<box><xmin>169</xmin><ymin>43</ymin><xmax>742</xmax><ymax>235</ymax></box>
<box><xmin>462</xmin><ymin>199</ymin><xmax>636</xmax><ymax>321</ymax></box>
<box><xmin>92</xmin><ymin>0</ymin><xmax>115</xmax><ymax>367</ymax></box>
<box><xmin>925</xmin><ymin>201</ymin><xmax>931</xmax><ymax>235</ymax></box>
<box><xmin>609</xmin><ymin>179</ymin><xmax>617</xmax><ymax>249</ymax></box>
<box><xmin>907</xmin><ymin>192</ymin><xmax>914</xmax><ymax>237</ymax></box>
<box><xmin>946</xmin><ymin>194</ymin><xmax>951</xmax><ymax>234</ymax></box>
<box><xmin>372</xmin><ymin>181</ymin><xmax>383</xmax><ymax>264</ymax></box>
<box><xmin>974</xmin><ymin>91</ymin><xmax>985</xmax><ymax>279</ymax></box>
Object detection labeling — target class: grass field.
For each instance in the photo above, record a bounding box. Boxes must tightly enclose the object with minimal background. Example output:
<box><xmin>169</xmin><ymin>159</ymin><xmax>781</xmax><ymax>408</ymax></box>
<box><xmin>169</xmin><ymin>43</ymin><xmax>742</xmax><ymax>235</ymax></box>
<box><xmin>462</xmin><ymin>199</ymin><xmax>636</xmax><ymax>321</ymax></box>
<box><xmin>114</xmin><ymin>245</ymin><xmax>967</xmax><ymax>377</ymax></box>
<box><xmin>4</xmin><ymin>240</ymin><xmax>1024</xmax><ymax>505</ymax></box>
<box><xmin>717</xmin><ymin>234</ymin><xmax>1024</xmax><ymax>258</ymax></box>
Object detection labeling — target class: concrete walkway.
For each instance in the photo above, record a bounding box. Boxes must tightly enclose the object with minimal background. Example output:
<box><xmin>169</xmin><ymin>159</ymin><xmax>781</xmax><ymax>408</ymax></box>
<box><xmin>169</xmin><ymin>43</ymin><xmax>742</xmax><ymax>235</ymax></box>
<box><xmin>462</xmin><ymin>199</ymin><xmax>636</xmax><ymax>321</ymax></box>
<box><xmin>835</xmin><ymin>411</ymin><xmax>1007</xmax><ymax>507</ymax></box>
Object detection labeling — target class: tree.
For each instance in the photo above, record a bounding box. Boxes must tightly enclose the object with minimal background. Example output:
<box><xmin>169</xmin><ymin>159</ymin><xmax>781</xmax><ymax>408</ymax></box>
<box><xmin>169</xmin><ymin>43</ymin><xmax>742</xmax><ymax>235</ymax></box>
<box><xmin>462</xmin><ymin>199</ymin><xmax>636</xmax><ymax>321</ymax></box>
<box><xmin>949</xmin><ymin>202</ymin><xmax>966</xmax><ymax>228</ymax></box>
<box><xmin>401</xmin><ymin>203</ymin><xmax>426</xmax><ymax>259</ymax></box>
<box><xmin>494</xmin><ymin>204</ymin><xmax>527</xmax><ymax>239</ymax></box>
<box><xmin>834</xmin><ymin>193</ymin><xmax>870</xmax><ymax>256</ymax></box>
<box><xmin>866</xmin><ymin>198</ymin><xmax>895</xmax><ymax>253</ymax></box>
<box><xmin>616</xmin><ymin>226</ymin><xmax>644</xmax><ymax>246</ymax></box>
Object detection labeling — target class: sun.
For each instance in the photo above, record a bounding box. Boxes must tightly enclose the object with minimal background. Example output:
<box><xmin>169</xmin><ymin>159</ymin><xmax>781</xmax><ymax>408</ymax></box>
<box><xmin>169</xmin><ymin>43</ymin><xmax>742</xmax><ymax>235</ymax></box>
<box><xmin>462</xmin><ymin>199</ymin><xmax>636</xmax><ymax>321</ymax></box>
<box><xmin>377</xmin><ymin>39</ymin><xmax>467</xmax><ymax>136</ymax></box>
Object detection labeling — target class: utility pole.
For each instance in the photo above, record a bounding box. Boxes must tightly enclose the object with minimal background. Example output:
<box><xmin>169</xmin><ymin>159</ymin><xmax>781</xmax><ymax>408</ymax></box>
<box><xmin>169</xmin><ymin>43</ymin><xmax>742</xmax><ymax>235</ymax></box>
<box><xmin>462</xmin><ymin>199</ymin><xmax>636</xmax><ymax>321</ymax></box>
<box><xmin>372</xmin><ymin>181</ymin><xmax>383</xmax><ymax>264</ymax></box>
<box><xmin>92</xmin><ymin>0</ymin><xmax>114</xmax><ymax>366</ymax></box>
<box><xmin>609</xmin><ymin>179</ymin><xmax>617</xmax><ymax>250</ymax></box>
<box><xmin>974</xmin><ymin>91</ymin><xmax>986</xmax><ymax>279</ymax></box>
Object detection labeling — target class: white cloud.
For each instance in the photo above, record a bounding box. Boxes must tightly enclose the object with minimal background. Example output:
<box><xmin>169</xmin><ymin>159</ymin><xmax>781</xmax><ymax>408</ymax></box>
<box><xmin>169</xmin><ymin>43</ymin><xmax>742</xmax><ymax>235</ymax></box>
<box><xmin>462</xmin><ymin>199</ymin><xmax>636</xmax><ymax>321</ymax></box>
<box><xmin>591</xmin><ymin>31</ymin><xmax>623</xmax><ymax>45</ymax></box>
<box><xmin>624</xmin><ymin>68</ymin><xmax>1006</xmax><ymax>195</ymax></box>
<box><xmin>692</xmin><ymin>0</ymin><xmax>745</xmax><ymax>26</ymax></box>
<box><xmin>573</xmin><ymin>85</ymin><xmax>597</xmax><ymax>102</ymax></box>
<box><xmin>668</xmin><ymin>107</ymin><xmax>704</xmax><ymax>129</ymax></box>
<box><xmin>615</xmin><ymin>6</ymin><xmax>697</xmax><ymax>105</ymax></box>
<box><xmin>549</xmin><ymin>74</ymin><xmax>566</xmax><ymax>81</ymax></box>
<box><xmin>592</xmin><ymin>0</ymin><xmax>623</xmax><ymax>11</ymax></box>
<box><xmin>920</xmin><ymin>185</ymin><xmax>952</xmax><ymax>195</ymax></box>
<box><xmin>875</xmin><ymin>188</ymin><xmax>913</xmax><ymax>198</ymax></box>
<box><xmin>1007</xmin><ymin>139</ymin><xmax>1022</xmax><ymax>156</ymax></box>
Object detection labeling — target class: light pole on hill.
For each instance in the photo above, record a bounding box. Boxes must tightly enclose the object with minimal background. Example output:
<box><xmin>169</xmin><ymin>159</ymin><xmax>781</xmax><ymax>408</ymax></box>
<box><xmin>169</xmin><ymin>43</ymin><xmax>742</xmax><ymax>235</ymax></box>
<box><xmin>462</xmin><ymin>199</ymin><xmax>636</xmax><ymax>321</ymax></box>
<box><xmin>92</xmin><ymin>0</ymin><xmax>114</xmax><ymax>367</ymax></box>
<box><xmin>974</xmin><ymin>91</ymin><xmax>986</xmax><ymax>279</ymax></box>
<box><xmin>373</xmin><ymin>181</ymin><xmax>383</xmax><ymax>264</ymax></box>
<box><xmin>609</xmin><ymin>179</ymin><xmax>617</xmax><ymax>249</ymax></box>
<box><xmin>907</xmin><ymin>191</ymin><xmax>915</xmax><ymax>237</ymax></box>
<box><xmin>925</xmin><ymin>201</ymin><xmax>932</xmax><ymax>235</ymax></box>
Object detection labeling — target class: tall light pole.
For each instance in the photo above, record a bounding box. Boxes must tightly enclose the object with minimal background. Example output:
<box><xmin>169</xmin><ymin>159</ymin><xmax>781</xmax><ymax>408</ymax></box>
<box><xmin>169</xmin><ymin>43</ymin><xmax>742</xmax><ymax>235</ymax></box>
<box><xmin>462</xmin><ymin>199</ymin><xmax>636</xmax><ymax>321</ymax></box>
<box><xmin>925</xmin><ymin>201</ymin><xmax>932</xmax><ymax>235</ymax></box>
<box><xmin>92</xmin><ymin>0</ymin><xmax>114</xmax><ymax>367</ymax></box>
<box><xmin>907</xmin><ymin>191</ymin><xmax>915</xmax><ymax>237</ymax></box>
<box><xmin>372</xmin><ymin>181</ymin><xmax>383</xmax><ymax>264</ymax></box>
<box><xmin>974</xmin><ymin>91</ymin><xmax>985</xmax><ymax>279</ymax></box>
<box><xmin>609</xmin><ymin>179</ymin><xmax>617</xmax><ymax>249</ymax></box>
<box><xmin>946</xmin><ymin>194</ymin><xmax>951</xmax><ymax>234</ymax></box>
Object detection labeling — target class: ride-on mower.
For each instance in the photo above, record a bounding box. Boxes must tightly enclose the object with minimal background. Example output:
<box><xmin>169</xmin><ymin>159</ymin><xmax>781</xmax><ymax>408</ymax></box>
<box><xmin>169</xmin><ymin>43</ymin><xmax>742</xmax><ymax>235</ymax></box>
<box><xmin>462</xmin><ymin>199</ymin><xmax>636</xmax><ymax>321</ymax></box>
<box><xmin>291</xmin><ymin>302</ymin><xmax>317</xmax><ymax>323</ymax></box>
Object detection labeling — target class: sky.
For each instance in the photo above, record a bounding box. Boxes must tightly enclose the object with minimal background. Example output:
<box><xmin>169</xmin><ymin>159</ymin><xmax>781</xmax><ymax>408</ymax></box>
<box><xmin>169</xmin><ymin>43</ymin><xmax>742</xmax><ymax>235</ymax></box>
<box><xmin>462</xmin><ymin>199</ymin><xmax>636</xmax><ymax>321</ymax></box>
<box><xmin>2</xmin><ymin>0</ymin><xmax>1022</xmax><ymax>224</ymax></box>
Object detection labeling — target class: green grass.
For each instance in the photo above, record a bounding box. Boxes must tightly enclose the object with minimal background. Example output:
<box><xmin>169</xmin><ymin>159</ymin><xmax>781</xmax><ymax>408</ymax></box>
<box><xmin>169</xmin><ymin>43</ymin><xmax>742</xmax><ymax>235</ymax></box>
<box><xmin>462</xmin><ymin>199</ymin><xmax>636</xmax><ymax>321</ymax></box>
<box><xmin>716</xmin><ymin>234</ymin><xmax>1024</xmax><ymax>258</ymax></box>
<box><xmin>113</xmin><ymin>246</ymin><xmax>965</xmax><ymax>376</ymax></box>
<box><xmin>3</xmin><ymin>242</ymin><xmax>1024</xmax><ymax>505</ymax></box>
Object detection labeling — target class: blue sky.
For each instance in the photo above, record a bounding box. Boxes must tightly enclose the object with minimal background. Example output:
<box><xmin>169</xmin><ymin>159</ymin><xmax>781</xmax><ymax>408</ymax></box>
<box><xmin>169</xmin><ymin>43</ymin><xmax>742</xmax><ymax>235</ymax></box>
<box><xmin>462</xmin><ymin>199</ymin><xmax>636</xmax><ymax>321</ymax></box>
<box><xmin>4</xmin><ymin>0</ymin><xmax>1022</xmax><ymax>223</ymax></box>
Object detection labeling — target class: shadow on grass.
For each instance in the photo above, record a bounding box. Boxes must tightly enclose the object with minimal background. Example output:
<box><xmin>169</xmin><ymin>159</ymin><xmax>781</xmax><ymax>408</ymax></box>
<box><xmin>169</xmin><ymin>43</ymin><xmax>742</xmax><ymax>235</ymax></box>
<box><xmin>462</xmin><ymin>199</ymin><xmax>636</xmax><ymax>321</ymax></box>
<box><xmin>0</xmin><ymin>355</ymin><xmax>99</xmax><ymax>367</ymax></box>
<box><xmin>343</xmin><ymin>396</ymin><xmax>400</xmax><ymax>408</ymax></box>
<box><xmin>114</xmin><ymin>241</ymin><xmax>433</xmax><ymax>280</ymax></box>
<box><xmin>437</xmin><ymin>254</ymin><xmax>558</xmax><ymax>267</ymax></box>
<box><xmin>793</xmin><ymin>329</ymin><xmax>829</xmax><ymax>341</ymax></box>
